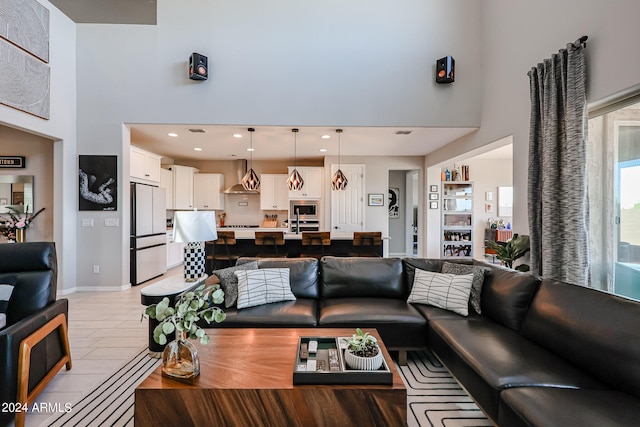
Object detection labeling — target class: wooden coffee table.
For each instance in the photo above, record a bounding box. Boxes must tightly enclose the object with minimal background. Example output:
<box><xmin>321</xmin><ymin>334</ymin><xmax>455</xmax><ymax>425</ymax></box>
<box><xmin>135</xmin><ymin>328</ymin><xmax>406</xmax><ymax>426</ymax></box>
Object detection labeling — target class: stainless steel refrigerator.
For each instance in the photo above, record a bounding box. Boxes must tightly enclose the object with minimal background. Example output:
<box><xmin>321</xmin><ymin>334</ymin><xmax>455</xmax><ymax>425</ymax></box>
<box><xmin>130</xmin><ymin>183</ymin><xmax>167</xmax><ymax>285</ymax></box>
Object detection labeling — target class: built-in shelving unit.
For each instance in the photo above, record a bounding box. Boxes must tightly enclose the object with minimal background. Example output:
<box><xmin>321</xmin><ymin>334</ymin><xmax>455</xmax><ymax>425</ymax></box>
<box><xmin>441</xmin><ymin>181</ymin><xmax>473</xmax><ymax>258</ymax></box>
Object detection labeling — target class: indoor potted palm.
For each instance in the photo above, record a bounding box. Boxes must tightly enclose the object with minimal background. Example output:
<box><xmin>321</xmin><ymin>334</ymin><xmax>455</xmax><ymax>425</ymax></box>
<box><xmin>143</xmin><ymin>283</ymin><xmax>226</xmax><ymax>379</ymax></box>
<box><xmin>485</xmin><ymin>233</ymin><xmax>530</xmax><ymax>272</ymax></box>
<box><xmin>343</xmin><ymin>328</ymin><xmax>384</xmax><ymax>371</ymax></box>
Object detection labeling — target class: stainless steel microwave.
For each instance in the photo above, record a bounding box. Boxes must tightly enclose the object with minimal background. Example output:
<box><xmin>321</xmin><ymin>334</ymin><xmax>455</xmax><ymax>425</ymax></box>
<box><xmin>290</xmin><ymin>200</ymin><xmax>318</xmax><ymax>220</ymax></box>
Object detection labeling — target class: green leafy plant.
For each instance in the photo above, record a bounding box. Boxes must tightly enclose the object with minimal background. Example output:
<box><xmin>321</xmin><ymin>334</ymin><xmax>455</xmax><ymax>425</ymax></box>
<box><xmin>143</xmin><ymin>284</ymin><xmax>226</xmax><ymax>345</ymax></box>
<box><xmin>485</xmin><ymin>233</ymin><xmax>530</xmax><ymax>272</ymax></box>
<box><xmin>343</xmin><ymin>328</ymin><xmax>379</xmax><ymax>357</ymax></box>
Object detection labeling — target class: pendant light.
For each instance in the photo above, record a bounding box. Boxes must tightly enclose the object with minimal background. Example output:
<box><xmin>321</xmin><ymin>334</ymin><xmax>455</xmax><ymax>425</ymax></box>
<box><xmin>242</xmin><ymin>127</ymin><xmax>260</xmax><ymax>191</ymax></box>
<box><xmin>331</xmin><ymin>129</ymin><xmax>348</xmax><ymax>190</ymax></box>
<box><xmin>287</xmin><ymin>128</ymin><xmax>304</xmax><ymax>191</ymax></box>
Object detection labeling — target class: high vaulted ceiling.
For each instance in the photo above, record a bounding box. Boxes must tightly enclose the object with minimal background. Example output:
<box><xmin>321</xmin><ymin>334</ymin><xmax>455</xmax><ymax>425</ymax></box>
<box><xmin>50</xmin><ymin>2</ymin><xmax>480</xmax><ymax>161</ymax></box>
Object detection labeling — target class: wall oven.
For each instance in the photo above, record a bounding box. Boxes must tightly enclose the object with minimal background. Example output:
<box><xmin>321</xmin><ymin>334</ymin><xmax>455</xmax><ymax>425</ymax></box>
<box><xmin>290</xmin><ymin>220</ymin><xmax>320</xmax><ymax>233</ymax></box>
<box><xmin>290</xmin><ymin>200</ymin><xmax>318</xmax><ymax>220</ymax></box>
<box><xmin>290</xmin><ymin>200</ymin><xmax>320</xmax><ymax>233</ymax></box>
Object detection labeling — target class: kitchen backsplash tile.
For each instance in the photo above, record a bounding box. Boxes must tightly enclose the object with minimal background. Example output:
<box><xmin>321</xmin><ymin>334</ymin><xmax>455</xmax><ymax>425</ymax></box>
<box><xmin>221</xmin><ymin>194</ymin><xmax>287</xmax><ymax>226</ymax></box>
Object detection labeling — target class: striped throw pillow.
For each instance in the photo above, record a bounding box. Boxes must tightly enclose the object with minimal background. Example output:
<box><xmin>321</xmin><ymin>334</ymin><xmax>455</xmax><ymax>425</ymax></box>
<box><xmin>407</xmin><ymin>269</ymin><xmax>474</xmax><ymax>316</ymax></box>
<box><xmin>235</xmin><ymin>268</ymin><xmax>296</xmax><ymax>309</ymax></box>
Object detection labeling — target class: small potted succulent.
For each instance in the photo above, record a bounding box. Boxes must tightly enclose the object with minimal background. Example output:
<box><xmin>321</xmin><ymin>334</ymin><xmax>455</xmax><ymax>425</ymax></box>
<box><xmin>343</xmin><ymin>328</ymin><xmax>384</xmax><ymax>371</ymax></box>
<box><xmin>143</xmin><ymin>283</ymin><xmax>226</xmax><ymax>379</ymax></box>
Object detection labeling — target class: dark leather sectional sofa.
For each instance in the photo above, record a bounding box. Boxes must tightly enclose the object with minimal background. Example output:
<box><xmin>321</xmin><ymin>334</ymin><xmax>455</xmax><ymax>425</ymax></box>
<box><xmin>208</xmin><ymin>256</ymin><xmax>640</xmax><ymax>426</ymax></box>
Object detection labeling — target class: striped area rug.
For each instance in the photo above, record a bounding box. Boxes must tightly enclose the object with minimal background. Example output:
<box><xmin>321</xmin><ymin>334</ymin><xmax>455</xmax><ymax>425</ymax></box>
<box><xmin>399</xmin><ymin>351</ymin><xmax>491</xmax><ymax>427</ymax></box>
<box><xmin>43</xmin><ymin>348</ymin><xmax>160</xmax><ymax>427</ymax></box>
<box><xmin>43</xmin><ymin>348</ymin><xmax>489</xmax><ymax>427</ymax></box>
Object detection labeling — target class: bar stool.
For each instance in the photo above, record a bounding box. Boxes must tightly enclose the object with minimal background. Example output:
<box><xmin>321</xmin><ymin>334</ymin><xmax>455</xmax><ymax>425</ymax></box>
<box><xmin>206</xmin><ymin>231</ymin><xmax>242</xmax><ymax>272</ymax></box>
<box><xmin>300</xmin><ymin>231</ymin><xmax>331</xmax><ymax>259</ymax></box>
<box><xmin>255</xmin><ymin>231</ymin><xmax>287</xmax><ymax>258</ymax></box>
<box><xmin>349</xmin><ymin>231</ymin><xmax>382</xmax><ymax>257</ymax></box>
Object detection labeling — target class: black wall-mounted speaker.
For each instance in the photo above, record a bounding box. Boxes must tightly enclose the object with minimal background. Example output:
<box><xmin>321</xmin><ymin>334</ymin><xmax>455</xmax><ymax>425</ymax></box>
<box><xmin>436</xmin><ymin>56</ymin><xmax>455</xmax><ymax>84</ymax></box>
<box><xmin>189</xmin><ymin>53</ymin><xmax>208</xmax><ymax>80</ymax></box>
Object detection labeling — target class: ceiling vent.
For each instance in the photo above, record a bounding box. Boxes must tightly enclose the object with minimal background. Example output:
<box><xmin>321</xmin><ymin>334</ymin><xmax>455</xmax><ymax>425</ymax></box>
<box><xmin>188</xmin><ymin>128</ymin><xmax>206</xmax><ymax>133</ymax></box>
<box><xmin>395</xmin><ymin>130</ymin><xmax>412</xmax><ymax>135</ymax></box>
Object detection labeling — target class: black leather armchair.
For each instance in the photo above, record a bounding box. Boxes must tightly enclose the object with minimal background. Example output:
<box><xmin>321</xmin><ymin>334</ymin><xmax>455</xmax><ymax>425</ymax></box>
<box><xmin>0</xmin><ymin>242</ymin><xmax>71</xmax><ymax>427</ymax></box>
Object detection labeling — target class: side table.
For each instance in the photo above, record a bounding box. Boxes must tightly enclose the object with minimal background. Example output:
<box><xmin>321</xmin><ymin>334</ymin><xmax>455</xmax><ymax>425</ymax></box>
<box><xmin>140</xmin><ymin>274</ymin><xmax>208</xmax><ymax>355</ymax></box>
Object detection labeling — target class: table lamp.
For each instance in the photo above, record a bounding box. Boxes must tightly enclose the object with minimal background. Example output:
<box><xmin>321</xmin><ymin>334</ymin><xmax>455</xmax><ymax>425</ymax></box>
<box><xmin>173</xmin><ymin>210</ymin><xmax>218</xmax><ymax>281</ymax></box>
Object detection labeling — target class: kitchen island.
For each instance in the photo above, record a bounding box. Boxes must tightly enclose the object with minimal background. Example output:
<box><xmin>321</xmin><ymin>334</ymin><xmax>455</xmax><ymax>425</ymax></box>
<box><xmin>208</xmin><ymin>230</ymin><xmax>387</xmax><ymax>259</ymax></box>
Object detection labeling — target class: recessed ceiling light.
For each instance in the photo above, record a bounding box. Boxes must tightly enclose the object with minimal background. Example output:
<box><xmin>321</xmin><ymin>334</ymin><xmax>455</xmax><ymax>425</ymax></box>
<box><xmin>168</xmin><ymin>132</ymin><xmax>178</xmax><ymax>137</ymax></box>
<box><xmin>194</xmin><ymin>147</ymin><xmax>203</xmax><ymax>151</ymax></box>
<box><xmin>320</xmin><ymin>148</ymin><xmax>327</xmax><ymax>152</ymax></box>
<box><xmin>233</xmin><ymin>133</ymin><xmax>242</xmax><ymax>138</ymax></box>
<box><xmin>247</xmin><ymin>148</ymin><xmax>254</xmax><ymax>152</ymax></box>
<box><xmin>321</xmin><ymin>135</ymin><xmax>331</xmax><ymax>139</ymax></box>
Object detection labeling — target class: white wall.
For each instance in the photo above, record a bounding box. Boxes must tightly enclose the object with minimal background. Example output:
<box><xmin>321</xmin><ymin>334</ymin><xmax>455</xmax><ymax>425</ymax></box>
<box><xmin>73</xmin><ymin>0</ymin><xmax>482</xmax><ymax>287</ymax></box>
<box><xmin>426</xmin><ymin>0</ymin><xmax>640</xmax><ymax>245</ymax></box>
<box><xmin>0</xmin><ymin>1</ymin><xmax>77</xmax><ymax>293</ymax></box>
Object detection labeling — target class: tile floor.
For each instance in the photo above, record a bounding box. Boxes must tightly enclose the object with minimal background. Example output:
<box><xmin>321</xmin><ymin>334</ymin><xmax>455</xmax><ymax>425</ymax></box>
<box><xmin>22</xmin><ymin>268</ymin><xmax>182</xmax><ymax>427</ymax></box>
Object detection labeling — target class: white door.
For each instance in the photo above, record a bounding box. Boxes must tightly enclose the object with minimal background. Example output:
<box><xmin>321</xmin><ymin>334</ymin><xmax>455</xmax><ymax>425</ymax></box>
<box><xmin>331</xmin><ymin>164</ymin><xmax>364</xmax><ymax>233</ymax></box>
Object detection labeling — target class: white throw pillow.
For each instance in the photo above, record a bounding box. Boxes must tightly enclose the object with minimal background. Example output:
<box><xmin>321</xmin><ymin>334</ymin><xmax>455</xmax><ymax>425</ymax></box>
<box><xmin>0</xmin><ymin>282</ymin><xmax>16</xmax><ymax>329</ymax></box>
<box><xmin>407</xmin><ymin>269</ymin><xmax>474</xmax><ymax>316</ymax></box>
<box><xmin>235</xmin><ymin>268</ymin><xmax>296</xmax><ymax>309</ymax></box>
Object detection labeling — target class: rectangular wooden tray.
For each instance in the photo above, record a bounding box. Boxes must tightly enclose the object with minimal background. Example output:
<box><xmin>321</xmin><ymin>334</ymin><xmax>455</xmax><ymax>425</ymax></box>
<box><xmin>293</xmin><ymin>336</ymin><xmax>393</xmax><ymax>385</ymax></box>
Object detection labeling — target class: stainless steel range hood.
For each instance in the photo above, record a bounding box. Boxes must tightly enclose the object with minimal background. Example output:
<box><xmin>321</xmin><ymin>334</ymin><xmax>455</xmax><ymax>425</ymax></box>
<box><xmin>223</xmin><ymin>159</ymin><xmax>259</xmax><ymax>194</ymax></box>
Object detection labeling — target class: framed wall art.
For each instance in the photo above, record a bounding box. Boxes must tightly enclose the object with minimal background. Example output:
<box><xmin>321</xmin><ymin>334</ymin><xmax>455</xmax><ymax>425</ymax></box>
<box><xmin>485</xmin><ymin>202</ymin><xmax>493</xmax><ymax>213</ymax></box>
<box><xmin>79</xmin><ymin>155</ymin><xmax>117</xmax><ymax>211</ymax></box>
<box><xmin>389</xmin><ymin>187</ymin><xmax>399</xmax><ymax>218</ymax></box>
<box><xmin>368</xmin><ymin>194</ymin><xmax>384</xmax><ymax>206</ymax></box>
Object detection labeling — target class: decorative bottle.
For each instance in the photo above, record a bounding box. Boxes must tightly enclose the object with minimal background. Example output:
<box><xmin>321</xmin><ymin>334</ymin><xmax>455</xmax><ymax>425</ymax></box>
<box><xmin>445</xmin><ymin>168</ymin><xmax>451</xmax><ymax>181</ymax></box>
<box><xmin>162</xmin><ymin>330</ymin><xmax>200</xmax><ymax>379</ymax></box>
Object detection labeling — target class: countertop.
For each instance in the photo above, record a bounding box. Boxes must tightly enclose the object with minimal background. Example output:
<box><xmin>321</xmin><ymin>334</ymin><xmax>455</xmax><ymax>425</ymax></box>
<box><xmin>166</xmin><ymin>228</ymin><xmax>389</xmax><ymax>241</ymax></box>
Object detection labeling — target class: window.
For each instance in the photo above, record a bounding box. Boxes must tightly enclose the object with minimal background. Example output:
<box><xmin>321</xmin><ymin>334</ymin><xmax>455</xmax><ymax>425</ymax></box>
<box><xmin>588</xmin><ymin>101</ymin><xmax>640</xmax><ymax>300</ymax></box>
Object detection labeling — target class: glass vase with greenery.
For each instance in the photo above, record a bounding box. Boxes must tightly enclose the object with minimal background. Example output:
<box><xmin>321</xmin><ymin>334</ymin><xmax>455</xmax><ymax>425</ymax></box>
<box><xmin>143</xmin><ymin>283</ymin><xmax>226</xmax><ymax>379</ymax></box>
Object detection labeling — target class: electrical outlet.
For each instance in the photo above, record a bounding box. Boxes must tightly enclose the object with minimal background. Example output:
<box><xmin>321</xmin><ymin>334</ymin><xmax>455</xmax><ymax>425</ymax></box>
<box><xmin>104</xmin><ymin>218</ymin><xmax>119</xmax><ymax>227</ymax></box>
<box><xmin>82</xmin><ymin>218</ymin><xmax>94</xmax><ymax>227</ymax></box>
<box><xmin>93</xmin><ymin>265</ymin><xmax>99</xmax><ymax>274</ymax></box>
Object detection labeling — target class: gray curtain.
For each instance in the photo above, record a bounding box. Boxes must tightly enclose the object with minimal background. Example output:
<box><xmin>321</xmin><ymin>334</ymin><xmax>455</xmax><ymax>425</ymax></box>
<box><xmin>527</xmin><ymin>39</ymin><xmax>589</xmax><ymax>285</ymax></box>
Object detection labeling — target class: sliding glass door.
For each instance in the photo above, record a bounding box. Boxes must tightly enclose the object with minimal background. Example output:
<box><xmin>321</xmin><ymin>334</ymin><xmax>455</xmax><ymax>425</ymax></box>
<box><xmin>614</xmin><ymin>123</ymin><xmax>640</xmax><ymax>299</ymax></box>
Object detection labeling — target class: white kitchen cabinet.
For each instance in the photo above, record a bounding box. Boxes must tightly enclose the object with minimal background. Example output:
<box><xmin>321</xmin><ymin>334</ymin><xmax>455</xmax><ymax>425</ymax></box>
<box><xmin>160</xmin><ymin>168</ymin><xmax>174</xmax><ymax>210</ymax></box>
<box><xmin>172</xmin><ymin>165</ymin><xmax>198</xmax><ymax>209</ymax></box>
<box><xmin>260</xmin><ymin>174</ymin><xmax>288</xmax><ymax>210</ymax></box>
<box><xmin>194</xmin><ymin>173</ymin><xmax>224</xmax><ymax>210</ymax></box>
<box><xmin>130</xmin><ymin>146</ymin><xmax>161</xmax><ymax>184</ymax></box>
<box><xmin>166</xmin><ymin>231</ymin><xmax>186</xmax><ymax>269</ymax></box>
<box><xmin>287</xmin><ymin>167</ymin><xmax>323</xmax><ymax>199</ymax></box>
